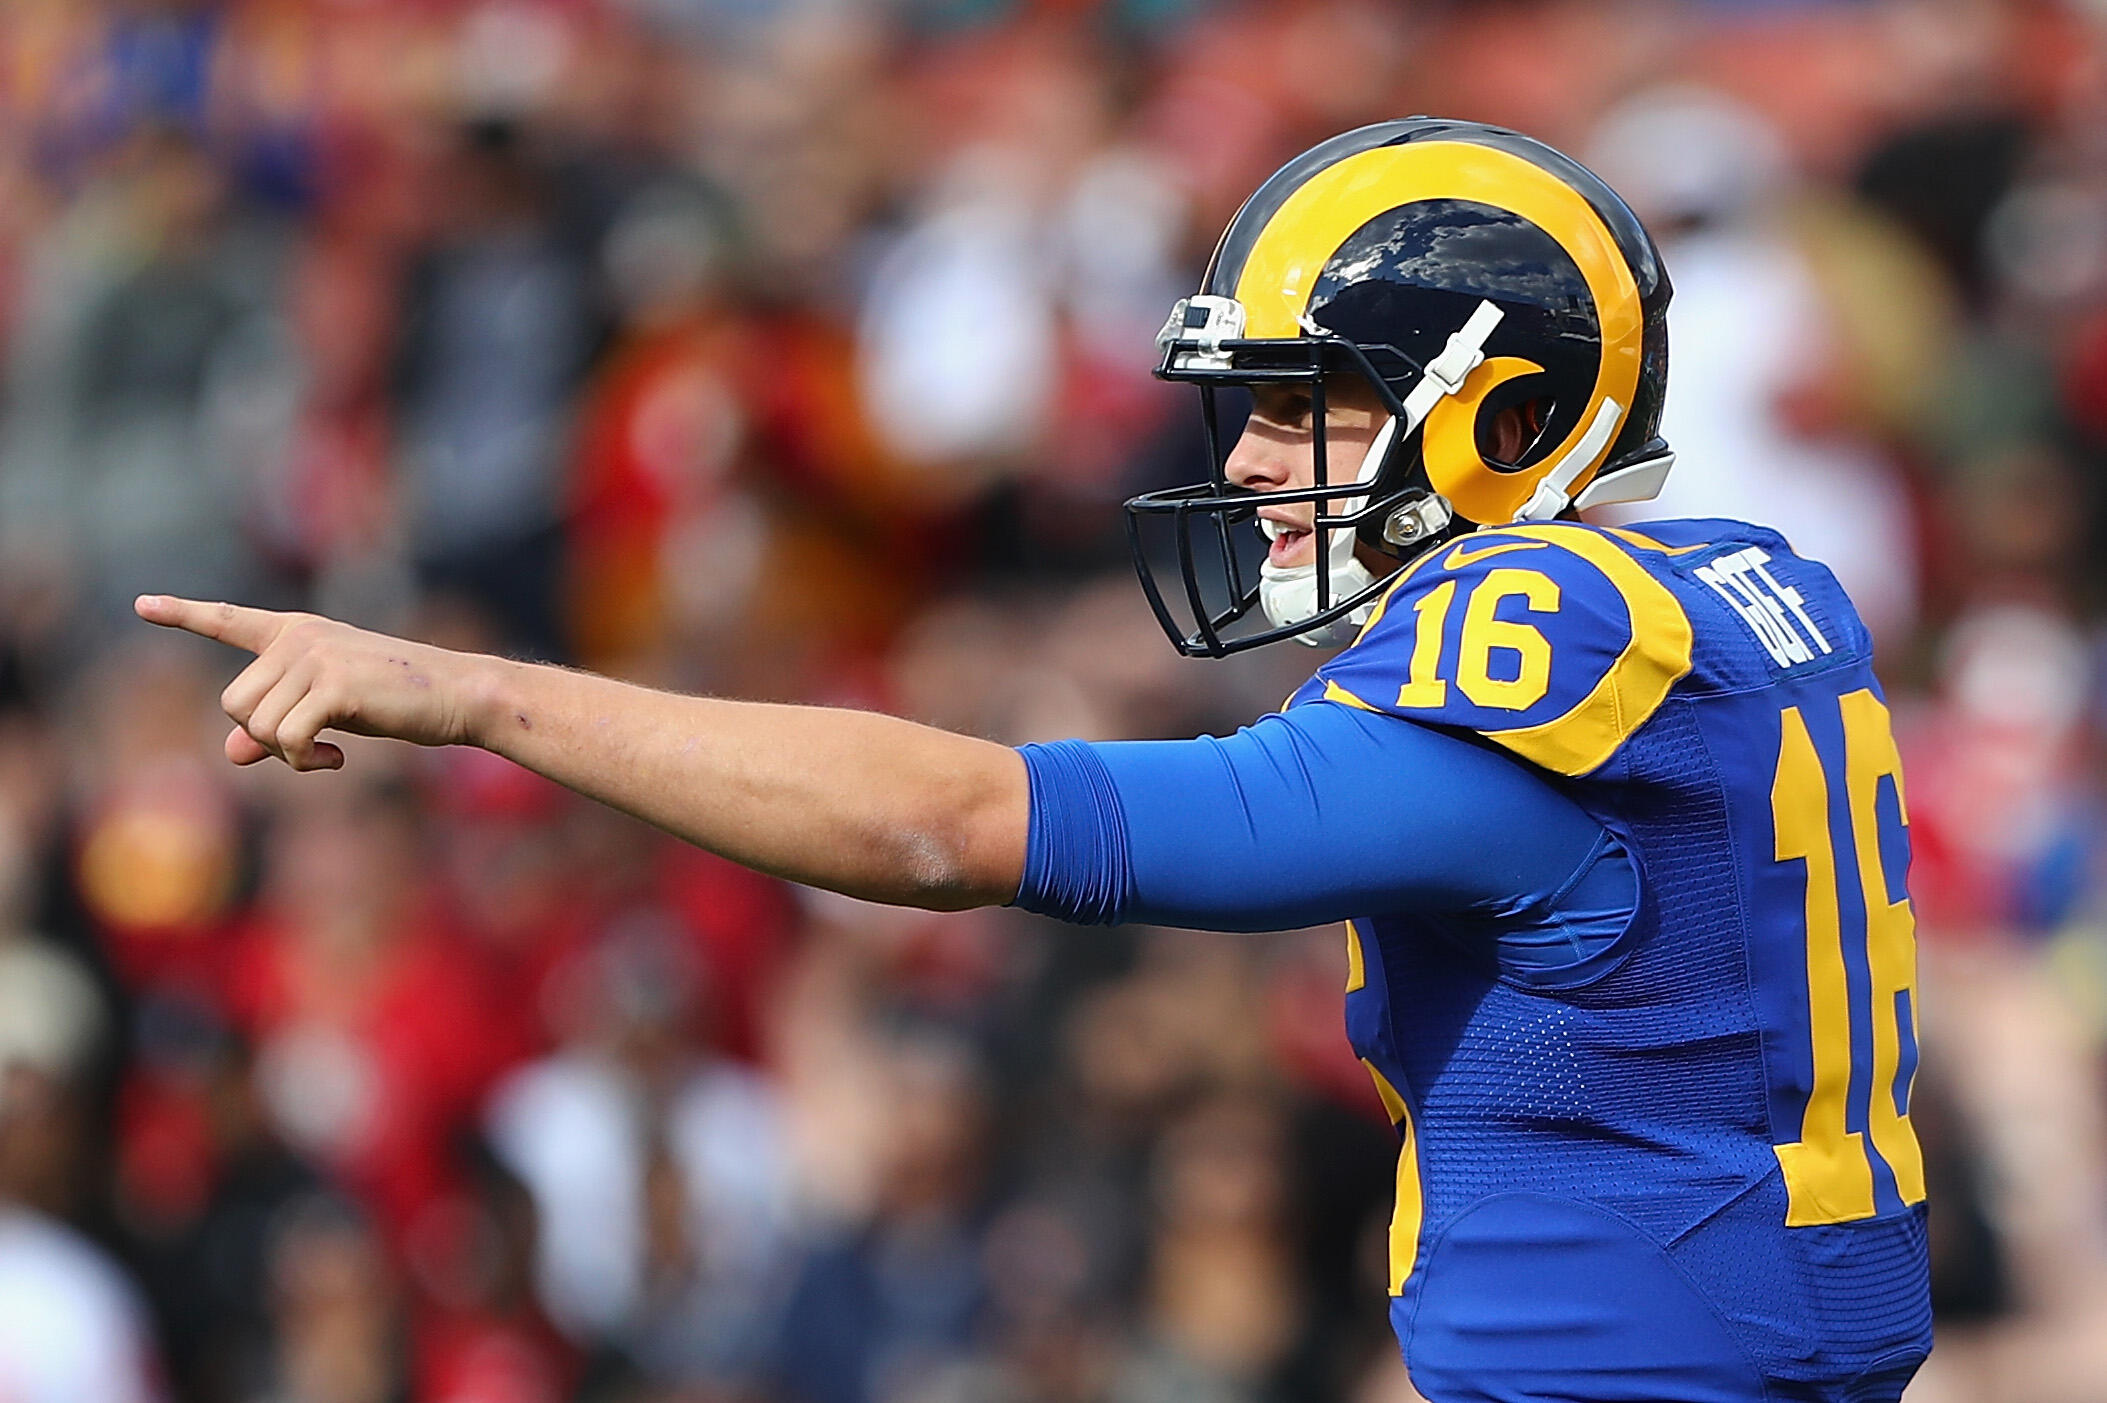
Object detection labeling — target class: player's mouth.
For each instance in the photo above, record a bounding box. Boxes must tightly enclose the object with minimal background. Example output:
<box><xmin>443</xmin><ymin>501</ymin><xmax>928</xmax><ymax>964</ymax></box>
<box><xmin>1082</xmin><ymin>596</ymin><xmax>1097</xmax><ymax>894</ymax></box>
<box><xmin>1259</xmin><ymin>514</ymin><xmax>1316</xmax><ymax>568</ymax></box>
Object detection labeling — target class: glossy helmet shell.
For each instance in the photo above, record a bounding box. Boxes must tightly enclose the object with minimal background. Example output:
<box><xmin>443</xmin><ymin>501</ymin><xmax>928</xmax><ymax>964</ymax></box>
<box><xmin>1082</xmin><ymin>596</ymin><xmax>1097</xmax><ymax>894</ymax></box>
<box><xmin>1200</xmin><ymin>117</ymin><xmax>1671</xmax><ymax>526</ymax></box>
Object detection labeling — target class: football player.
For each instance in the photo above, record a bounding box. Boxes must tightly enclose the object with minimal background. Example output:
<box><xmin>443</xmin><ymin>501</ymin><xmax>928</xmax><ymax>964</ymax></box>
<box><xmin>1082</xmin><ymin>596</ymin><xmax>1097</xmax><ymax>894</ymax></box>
<box><xmin>140</xmin><ymin>119</ymin><xmax>1931</xmax><ymax>1402</ymax></box>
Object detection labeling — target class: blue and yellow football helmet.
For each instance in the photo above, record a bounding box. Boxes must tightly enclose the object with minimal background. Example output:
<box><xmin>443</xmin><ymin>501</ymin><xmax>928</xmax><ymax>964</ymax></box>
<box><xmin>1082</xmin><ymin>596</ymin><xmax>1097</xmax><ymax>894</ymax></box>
<box><xmin>1129</xmin><ymin>118</ymin><xmax>1675</xmax><ymax>656</ymax></box>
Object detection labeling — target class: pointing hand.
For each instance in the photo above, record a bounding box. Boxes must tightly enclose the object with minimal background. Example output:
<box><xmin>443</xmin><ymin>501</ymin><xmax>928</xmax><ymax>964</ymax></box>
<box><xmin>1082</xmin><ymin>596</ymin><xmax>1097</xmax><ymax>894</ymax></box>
<box><xmin>134</xmin><ymin>596</ymin><xmax>492</xmax><ymax>771</ymax></box>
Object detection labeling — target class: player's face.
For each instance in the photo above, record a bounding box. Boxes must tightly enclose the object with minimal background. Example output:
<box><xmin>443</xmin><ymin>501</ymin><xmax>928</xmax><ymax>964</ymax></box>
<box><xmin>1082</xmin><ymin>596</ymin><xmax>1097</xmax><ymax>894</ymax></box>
<box><xmin>1225</xmin><ymin>380</ymin><xmax>1548</xmax><ymax>570</ymax></box>
<box><xmin>1223</xmin><ymin>378</ymin><xmax>1391</xmax><ymax>572</ymax></box>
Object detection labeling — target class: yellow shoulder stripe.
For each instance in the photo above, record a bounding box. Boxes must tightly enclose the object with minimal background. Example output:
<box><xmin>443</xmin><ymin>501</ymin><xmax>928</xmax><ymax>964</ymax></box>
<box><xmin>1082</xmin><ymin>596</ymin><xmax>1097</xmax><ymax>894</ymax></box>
<box><xmin>1476</xmin><ymin>525</ymin><xmax>1693</xmax><ymax>775</ymax></box>
<box><xmin>1345</xmin><ymin>920</ymin><xmax>1367</xmax><ymax>992</ymax></box>
<box><xmin>1344</xmin><ymin>535</ymin><xmax>1454</xmax><ymax>649</ymax></box>
<box><xmin>1388</xmin><ymin>1113</ymin><xmax>1423</xmax><ymax>1295</ymax></box>
<box><xmin>1601</xmin><ymin>526</ymin><xmax>1712</xmax><ymax>557</ymax></box>
<box><xmin>1323</xmin><ymin>679</ymin><xmax>1380</xmax><ymax>712</ymax></box>
<box><xmin>1340</xmin><ymin>526</ymin><xmax>1542</xmax><ymax>656</ymax></box>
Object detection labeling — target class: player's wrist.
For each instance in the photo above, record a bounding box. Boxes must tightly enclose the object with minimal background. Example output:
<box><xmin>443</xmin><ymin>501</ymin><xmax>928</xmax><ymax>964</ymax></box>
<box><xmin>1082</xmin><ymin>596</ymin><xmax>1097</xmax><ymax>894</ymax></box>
<box><xmin>456</xmin><ymin>652</ymin><xmax>528</xmax><ymax>753</ymax></box>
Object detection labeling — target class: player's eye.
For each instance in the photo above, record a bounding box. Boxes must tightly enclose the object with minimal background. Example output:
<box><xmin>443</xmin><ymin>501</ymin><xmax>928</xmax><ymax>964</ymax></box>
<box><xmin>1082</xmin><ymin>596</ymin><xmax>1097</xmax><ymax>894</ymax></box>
<box><xmin>1250</xmin><ymin>386</ymin><xmax>1318</xmax><ymax>432</ymax></box>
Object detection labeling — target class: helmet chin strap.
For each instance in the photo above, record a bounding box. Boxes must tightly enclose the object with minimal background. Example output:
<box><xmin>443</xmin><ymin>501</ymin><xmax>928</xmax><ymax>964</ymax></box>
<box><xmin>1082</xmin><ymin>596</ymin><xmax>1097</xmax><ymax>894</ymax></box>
<box><xmin>1256</xmin><ymin>417</ymin><xmax>1397</xmax><ymax>646</ymax></box>
<box><xmin>1260</xmin><ymin>526</ymin><xmax>1382</xmax><ymax>647</ymax></box>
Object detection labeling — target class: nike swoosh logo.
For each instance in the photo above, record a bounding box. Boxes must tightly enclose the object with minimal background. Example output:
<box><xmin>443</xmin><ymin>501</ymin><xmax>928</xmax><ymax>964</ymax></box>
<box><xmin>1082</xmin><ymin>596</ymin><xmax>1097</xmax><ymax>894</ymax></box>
<box><xmin>1443</xmin><ymin>538</ymin><xmax>1549</xmax><ymax>571</ymax></box>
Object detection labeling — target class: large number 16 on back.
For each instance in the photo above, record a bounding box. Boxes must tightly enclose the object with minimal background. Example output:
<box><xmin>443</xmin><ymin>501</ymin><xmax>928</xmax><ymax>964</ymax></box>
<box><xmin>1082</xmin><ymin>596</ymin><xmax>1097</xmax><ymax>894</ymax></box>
<box><xmin>1769</xmin><ymin>688</ymin><xmax>1927</xmax><ymax>1227</ymax></box>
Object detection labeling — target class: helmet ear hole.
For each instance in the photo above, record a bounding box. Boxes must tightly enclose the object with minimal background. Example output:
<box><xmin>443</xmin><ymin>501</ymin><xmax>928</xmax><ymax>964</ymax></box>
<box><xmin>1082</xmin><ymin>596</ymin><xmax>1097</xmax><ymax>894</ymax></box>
<box><xmin>1476</xmin><ymin>394</ymin><xmax>1554</xmax><ymax>469</ymax></box>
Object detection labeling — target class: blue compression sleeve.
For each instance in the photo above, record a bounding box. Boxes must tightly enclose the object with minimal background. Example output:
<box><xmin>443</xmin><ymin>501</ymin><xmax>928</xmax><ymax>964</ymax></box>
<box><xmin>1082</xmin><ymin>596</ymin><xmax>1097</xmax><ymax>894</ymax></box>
<box><xmin>1015</xmin><ymin>701</ymin><xmax>1632</xmax><ymax>937</ymax></box>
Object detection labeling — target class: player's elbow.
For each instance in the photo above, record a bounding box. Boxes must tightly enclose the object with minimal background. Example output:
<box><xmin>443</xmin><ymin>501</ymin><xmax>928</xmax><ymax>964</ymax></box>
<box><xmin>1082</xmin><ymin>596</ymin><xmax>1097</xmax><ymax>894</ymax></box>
<box><xmin>890</xmin><ymin>751</ymin><xmax>1029</xmax><ymax>911</ymax></box>
<box><xmin>888</xmin><ymin>833</ymin><xmax>995</xmax><ymax>911</ymax></box>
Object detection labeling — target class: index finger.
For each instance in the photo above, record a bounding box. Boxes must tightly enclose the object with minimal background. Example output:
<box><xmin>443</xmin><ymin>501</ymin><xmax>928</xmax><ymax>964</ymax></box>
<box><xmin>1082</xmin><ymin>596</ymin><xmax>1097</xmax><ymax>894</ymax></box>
<box><xmin>134</xmin><ymin>595</ymin><xmax>290</xmax><ymax>654</ymax></box>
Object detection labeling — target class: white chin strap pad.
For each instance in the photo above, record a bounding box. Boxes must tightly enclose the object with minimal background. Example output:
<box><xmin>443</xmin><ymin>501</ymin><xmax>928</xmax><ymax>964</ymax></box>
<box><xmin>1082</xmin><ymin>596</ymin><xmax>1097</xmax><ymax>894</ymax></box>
<box><xmin>1263</xmin><ymin>396</ymin><xmax>1408</xmax><ymax>646</ymax></box>
<box><xmin>1259</xmin><ymin>527</ymin><xmax>1381</xmax><ymax>647</ymax></box>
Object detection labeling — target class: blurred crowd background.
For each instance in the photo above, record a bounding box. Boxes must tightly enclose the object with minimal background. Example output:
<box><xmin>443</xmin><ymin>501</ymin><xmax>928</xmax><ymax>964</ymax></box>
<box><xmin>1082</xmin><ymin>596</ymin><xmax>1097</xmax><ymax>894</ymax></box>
<box><xmin>2</xmin><ymin>0</ymin><xmax>2106</xmax><ymax>1400</ymax></box>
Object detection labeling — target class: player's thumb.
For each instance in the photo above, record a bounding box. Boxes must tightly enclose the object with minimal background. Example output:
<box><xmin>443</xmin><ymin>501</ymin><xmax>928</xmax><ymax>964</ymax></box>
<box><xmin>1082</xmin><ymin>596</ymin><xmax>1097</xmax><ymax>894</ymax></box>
<box><xmin>224</xmin><ymin>726</ymin><xmax>272</xmax><ymax>766</ymax></box>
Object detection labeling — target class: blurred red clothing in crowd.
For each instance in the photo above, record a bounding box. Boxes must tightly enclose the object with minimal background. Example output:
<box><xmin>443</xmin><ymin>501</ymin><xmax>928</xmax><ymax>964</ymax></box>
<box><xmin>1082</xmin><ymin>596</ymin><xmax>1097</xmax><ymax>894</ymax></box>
<box><xmin>221</xmin><ymin>895</ymin><xmax>523</xmax><ymax>1244</ymax></box>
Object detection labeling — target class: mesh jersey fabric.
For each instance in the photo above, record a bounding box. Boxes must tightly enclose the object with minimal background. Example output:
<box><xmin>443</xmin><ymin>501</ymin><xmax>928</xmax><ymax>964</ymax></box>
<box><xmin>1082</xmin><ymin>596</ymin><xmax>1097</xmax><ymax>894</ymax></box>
<box><xmin>1287</xmin><ymin>519</ymin><xmax>1930</xmax><ymax>1399</ymax></box>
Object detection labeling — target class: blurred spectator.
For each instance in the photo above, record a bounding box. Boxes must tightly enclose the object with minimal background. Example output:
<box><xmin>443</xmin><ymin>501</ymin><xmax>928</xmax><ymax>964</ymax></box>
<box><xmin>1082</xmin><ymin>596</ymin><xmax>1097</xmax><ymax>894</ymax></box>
<box><xmin>857</xmin><ymin>154</ymin><xmax>1059</xmax><ymax>475</ymax></box>
<box><xmin>236</xmin><ymin>234</ymin><xmax>406</xmax><ymax>627</ymax></box>
<box><xmin>771</xmin><ymin>1030</ymin><xmax>991</xmax><ymax>1403</ymax></box>
<box><xmin>393</xmin><ymin>118</ymin><xmax>600</xmax><ymax>660</ymax></box>
<box><xmin>564</xmin><ymin>177</ymin><xmax>757</xmax><ymax>670</ymax></box>
<box><xmin>1900</xmin><ymin>602</ymin><xmax>2098</xmax><ymax>941</ymax></box>
<box><xmin>1585</xmin><ymin>85</ymin><xmax>1926</xmax><ymax>645</ymax></box>
<box><xmin>0</xmin><ymin>939</ymin><xmax>163</xmax><ymax>1403</ymax></box>
<box><xmin>126</xmin><ymin>1015</ymin><xmax>324</xmax><ymax>1403</ymax></box>
<box><xmin>5</xmin><ymin>126</ymin><xmax>280</xmax><ymax>633</ymax></box>
<box><xmin>1113</xmin><ymin>1093</ymin><xmax>1307</xmax><ymax>1403</ymax></box>
<box><xmin>67</xmin><ymin>639</ymin><xmax>246</xmax><ymax>997</ymax></box>
<box><xmin>255</xmin><ymin>1193</ymin><xmax>407</xmax><ymax>1403</ymax></box>
<box><xmin>487</xmin><ymin>914</ymin><xmax>792</xmax><ymax>1391</ymax></box>
<box><xmin>226</xmin><ymin>779</ymin><xmax>519</xmax><ymax>1245</ymax></box>
<box><xmin>406</xmin><ymin>1141</ymin><xmax>574</xmax><ymax>1403</ymax></box>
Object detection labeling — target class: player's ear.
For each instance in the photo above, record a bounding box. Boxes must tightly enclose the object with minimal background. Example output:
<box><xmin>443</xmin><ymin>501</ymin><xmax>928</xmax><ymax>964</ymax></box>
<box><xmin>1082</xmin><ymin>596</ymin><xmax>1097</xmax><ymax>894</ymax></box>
<box><xmin>1478</xmin><ymin>398</ymin><xmax>1552</xmax><ymax>468</ymax></box>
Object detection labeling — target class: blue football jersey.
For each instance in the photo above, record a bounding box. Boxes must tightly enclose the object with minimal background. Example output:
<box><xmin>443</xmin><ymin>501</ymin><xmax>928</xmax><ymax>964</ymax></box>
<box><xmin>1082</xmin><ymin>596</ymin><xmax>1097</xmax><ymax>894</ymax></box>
<box><xmin>1285</xmin><ymin>519</ymin><xmax>1932</xmax><ymax>1402</ymax></box>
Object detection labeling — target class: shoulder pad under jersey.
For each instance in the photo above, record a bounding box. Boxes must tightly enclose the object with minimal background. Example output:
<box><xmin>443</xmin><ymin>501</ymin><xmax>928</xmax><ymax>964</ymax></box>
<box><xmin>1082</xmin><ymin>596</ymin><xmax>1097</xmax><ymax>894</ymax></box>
<box><xmin>1299</xmin><ymin>523</ymin><xmax>1694</xmax><ymax>777</ymax></box>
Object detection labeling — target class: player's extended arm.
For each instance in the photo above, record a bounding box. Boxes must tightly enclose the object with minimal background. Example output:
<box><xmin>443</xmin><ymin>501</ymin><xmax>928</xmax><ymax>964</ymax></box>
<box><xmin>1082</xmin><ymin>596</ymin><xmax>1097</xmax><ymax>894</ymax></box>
<box><xmin>1015</xmin><ymin>701</ymin><xmax>1636</xmax><ymax>942</ymax></box>
<box><xmin>133</xmin><ymin>596</ymin><xmax>1026</xmax><ymax>909</ymax></box>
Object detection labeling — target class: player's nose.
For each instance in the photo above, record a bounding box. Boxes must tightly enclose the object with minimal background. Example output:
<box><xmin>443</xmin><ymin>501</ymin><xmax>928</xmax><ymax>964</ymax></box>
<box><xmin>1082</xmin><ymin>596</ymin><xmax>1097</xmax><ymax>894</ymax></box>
<box><xmin>1223</xmin><ymin>426</ymin><xmax>1302</xmax><ymax>493</ymax></box>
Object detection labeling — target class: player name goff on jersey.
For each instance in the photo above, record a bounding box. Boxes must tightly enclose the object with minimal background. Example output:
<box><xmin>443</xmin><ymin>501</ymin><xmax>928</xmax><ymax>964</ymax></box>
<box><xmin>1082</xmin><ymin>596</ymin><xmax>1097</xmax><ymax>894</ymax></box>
<box><xmin>1697</xmin><ymin>546</ymin><xmax>1833</xmax><ymax>669</ymax></box>
<box><xmin>1287</xmin><ymin>517</ymin><xmax>1932</xmax><ymax>1402</ymax></box>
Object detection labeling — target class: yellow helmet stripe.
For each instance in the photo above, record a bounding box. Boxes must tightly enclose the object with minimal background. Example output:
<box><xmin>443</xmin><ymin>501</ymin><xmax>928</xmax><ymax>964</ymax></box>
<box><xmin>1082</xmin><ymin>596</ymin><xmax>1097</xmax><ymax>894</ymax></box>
<box><xmin>1231</xmin><ymin>141</ymin><xmax>1644</xmax><ymax>518</ymax></box>
<box><xmin>1420</xmin><ymin>354</ymin><xmax>1545</xmax><ymax>506</ymax></box>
